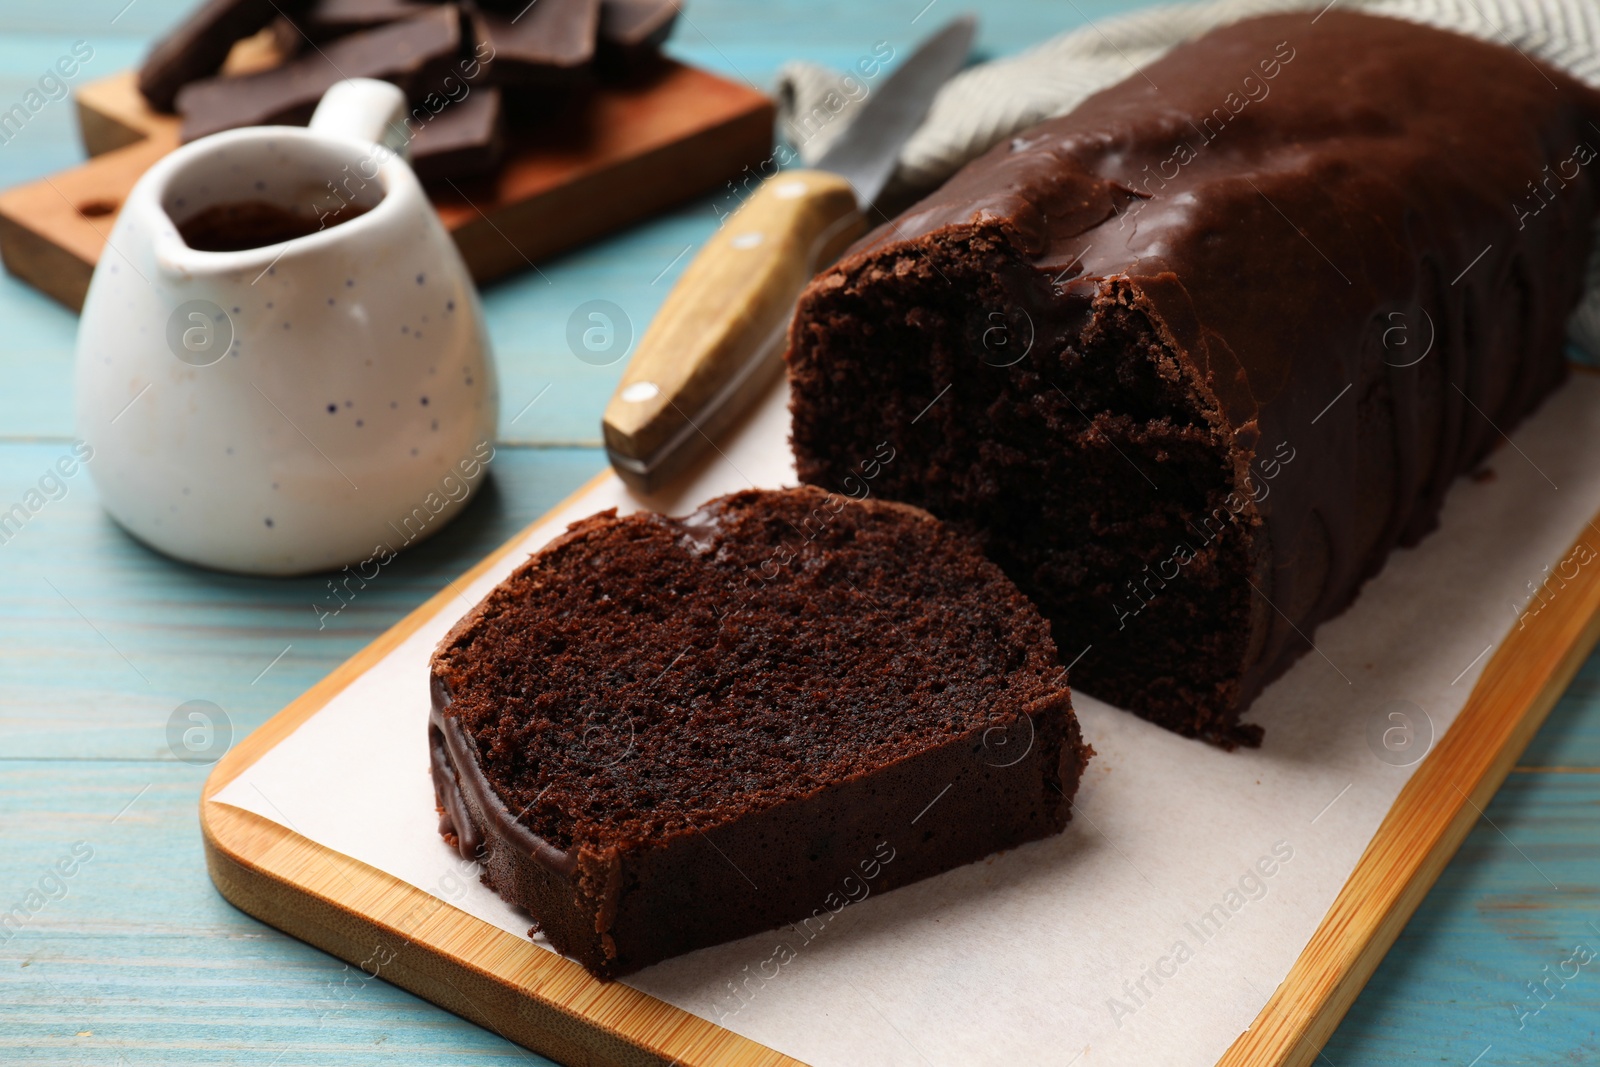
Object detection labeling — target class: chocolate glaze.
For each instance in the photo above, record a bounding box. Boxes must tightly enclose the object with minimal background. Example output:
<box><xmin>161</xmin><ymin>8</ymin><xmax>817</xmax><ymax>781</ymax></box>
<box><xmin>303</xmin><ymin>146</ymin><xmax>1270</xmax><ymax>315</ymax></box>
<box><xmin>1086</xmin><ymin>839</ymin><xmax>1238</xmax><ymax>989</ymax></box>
<box><xmin>790</xmin><ymin>11</ymin><xmax>1600</xmax><ymax>737</ymax></box>
<box><xmin>430</xmin><ymin>674</ymin><xmax>578</xmax><ymax>878</ymax></box>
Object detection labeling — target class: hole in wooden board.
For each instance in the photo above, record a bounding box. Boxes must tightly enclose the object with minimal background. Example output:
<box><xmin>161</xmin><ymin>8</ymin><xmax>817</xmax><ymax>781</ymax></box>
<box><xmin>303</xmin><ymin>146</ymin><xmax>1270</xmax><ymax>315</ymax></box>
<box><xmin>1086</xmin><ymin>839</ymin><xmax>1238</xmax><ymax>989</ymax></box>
<box><xmin>78</xmin><ymin>199</ymin><xmax>118</xmax><ymax>218</ymax></box>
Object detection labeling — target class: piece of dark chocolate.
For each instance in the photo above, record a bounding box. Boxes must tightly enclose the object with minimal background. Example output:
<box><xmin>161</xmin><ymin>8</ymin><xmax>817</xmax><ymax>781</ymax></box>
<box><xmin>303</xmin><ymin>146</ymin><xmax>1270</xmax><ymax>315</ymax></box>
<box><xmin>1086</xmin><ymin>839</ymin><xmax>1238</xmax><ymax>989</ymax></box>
<box><xmin>472</xmin><ymin>0</ymin><xmax>598</xmax><ymax>87</ymax></box>
<box><xmin>139</xmin><ymin>0</ymin><xmax>314</xmax><ymax>112</ymax></box>
<box><xmin>596</xmin><ymin>0</ymin><xmax>677</xmax><ymax>73</ymax></box>
<box><xmin>409</xmin><ymin>85</ymin><xmax>506</xmax><ymax>182</ymax></box>
<box><xmin>273</xmin><ymin>0</ymin><xmax>441</xmax><ymax>53</ymax></box>
<box><xmin>786</xmin><ymin>11</ymin><xmax>1600</xmax><ymax>746</ymax></box>
<box><xmin>177</xmin><ymin>5</ymin><xmax>463</xmax><ymax>142</ymax></box>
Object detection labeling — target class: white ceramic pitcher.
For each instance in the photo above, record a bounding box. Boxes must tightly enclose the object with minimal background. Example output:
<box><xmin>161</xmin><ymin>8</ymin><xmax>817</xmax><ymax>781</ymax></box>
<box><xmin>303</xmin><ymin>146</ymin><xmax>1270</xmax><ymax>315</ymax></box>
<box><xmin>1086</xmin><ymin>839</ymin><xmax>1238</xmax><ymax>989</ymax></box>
<box><xmin>74</xmin><ymin>79</ymin><xmax>499</xmax><ymax>575</ymax></box>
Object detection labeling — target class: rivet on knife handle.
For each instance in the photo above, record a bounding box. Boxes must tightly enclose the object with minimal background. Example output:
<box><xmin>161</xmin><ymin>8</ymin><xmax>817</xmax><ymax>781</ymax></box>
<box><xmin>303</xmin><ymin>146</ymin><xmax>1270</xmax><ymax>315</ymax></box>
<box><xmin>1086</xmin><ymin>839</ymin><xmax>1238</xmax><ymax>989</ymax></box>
<box><xmin>602</xmin><ymin>169</ymin><xmax>867</xmax><ymax>493</ymax></box>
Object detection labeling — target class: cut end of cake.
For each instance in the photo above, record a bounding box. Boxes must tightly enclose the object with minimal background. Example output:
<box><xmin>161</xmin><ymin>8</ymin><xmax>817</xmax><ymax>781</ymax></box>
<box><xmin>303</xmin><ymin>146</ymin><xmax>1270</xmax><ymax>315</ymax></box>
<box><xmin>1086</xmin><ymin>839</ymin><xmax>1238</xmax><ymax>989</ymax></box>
<box><xmin>789</xmin><ymin>224</ymin><xmax>1266</xmax><ymax>747</ymax></box>
<box><xmin>429</xmin><ymin>485</ymin><xmax>1090</xmax><ymax>977</ymax></box>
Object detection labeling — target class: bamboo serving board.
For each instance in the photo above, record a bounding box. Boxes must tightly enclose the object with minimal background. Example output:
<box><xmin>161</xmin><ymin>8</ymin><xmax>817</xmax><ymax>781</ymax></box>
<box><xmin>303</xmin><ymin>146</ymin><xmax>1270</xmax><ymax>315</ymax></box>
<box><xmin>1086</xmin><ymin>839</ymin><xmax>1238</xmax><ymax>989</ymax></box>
<box><xmin>0</xmin><ymin>50</ymin><xmax>772</xmax><ymax>312</ymax></box>
<box><xmin>198</xmin><ymin>427</ymin><xmax>1600</xmax><ymax>1067</ymax></box>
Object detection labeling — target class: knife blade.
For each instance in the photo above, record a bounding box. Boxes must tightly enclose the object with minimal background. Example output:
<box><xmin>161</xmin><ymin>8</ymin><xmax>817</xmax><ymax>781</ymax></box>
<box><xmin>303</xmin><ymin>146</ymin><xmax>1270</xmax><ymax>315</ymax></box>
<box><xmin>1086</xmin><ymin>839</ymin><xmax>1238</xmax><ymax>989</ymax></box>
<box><xmin>601</xmin><ymin>15</ymin><xmax>976</xmax><ymax>493</ymax></box>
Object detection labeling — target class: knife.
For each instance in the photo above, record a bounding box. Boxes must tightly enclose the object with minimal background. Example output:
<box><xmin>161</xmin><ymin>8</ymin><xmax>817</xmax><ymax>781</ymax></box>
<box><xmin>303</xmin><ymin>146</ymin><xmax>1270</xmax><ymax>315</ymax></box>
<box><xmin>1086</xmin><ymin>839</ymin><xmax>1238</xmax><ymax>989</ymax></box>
<box><xmin>602</xmin><ymin>15</ymin><xmax>977</xmax><ymax>493</ymax></box>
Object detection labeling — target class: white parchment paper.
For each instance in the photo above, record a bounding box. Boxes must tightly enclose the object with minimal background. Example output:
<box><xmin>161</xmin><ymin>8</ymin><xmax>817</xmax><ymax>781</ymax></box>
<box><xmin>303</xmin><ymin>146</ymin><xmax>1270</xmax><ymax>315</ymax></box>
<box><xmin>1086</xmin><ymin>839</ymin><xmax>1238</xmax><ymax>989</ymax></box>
<box><xmin>214</xmin><ymin>373</ymin><xmax>1600</xmax><ymax>1066</ymax></box>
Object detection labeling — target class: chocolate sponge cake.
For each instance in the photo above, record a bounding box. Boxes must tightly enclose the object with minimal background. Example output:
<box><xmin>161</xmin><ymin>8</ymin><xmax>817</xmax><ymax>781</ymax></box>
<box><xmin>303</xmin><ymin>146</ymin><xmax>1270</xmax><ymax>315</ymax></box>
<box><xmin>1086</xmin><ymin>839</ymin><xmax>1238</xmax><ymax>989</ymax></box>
<box><xmin>787</xmin><ymin>11</ymin><xmax>1600</xmax><ymax>745</ymax></box>
<box><xmin>430</xmin><ymin>486</ymin><xmax>1089</xmax><ymax>979</ymax></box>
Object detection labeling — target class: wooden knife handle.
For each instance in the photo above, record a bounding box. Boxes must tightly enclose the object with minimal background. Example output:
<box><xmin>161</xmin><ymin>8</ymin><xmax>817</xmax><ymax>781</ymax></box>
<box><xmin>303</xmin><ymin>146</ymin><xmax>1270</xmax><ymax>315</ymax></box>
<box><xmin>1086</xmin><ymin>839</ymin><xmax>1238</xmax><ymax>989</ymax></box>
<box><xmin>602</xmin><ymin>169</ymin><xmax>867</xmax><ymax>486</ymax></box>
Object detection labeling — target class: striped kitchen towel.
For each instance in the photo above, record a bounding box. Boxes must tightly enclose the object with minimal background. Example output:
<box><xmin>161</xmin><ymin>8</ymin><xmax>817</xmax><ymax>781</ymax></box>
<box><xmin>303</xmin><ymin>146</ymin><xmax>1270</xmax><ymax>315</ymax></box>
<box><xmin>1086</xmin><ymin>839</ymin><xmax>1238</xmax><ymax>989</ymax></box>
<box><xmin>775</xmin><ymin>0</ymin><xmax>1600</xmax><ymax>357</ymax></box>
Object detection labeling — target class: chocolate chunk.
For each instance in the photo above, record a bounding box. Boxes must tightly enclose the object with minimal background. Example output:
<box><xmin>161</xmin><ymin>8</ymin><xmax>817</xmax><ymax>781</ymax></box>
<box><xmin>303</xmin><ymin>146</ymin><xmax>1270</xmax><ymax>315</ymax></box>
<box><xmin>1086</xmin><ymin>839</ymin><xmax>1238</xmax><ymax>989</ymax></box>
<box><xmin>177</xmin><ymin>6</ymin><xmax>464</xmax><ymax>142</ymax></box>
<box><xmin>596</xmin><ymin>0</ymin><xmax>677</xmax><ymax>73</ymax></box>
<box><xmin>138</xmin><ymin>0</ymin><xmax>314</xmax><ymax>112</ymax></box>
<box><xmin>409</xmin><ymin>86</ymin><xmax>506</xmax><ymax>182</ymax></box>
<box><xmin>274</xmin><ymin>0</ymin><xmax>441</xmax><ymax>52</ymax></box>
<box><xmin>472</xmin><ymin>0</ymin><xmax>598</xmax><ymax>87</ymax></box>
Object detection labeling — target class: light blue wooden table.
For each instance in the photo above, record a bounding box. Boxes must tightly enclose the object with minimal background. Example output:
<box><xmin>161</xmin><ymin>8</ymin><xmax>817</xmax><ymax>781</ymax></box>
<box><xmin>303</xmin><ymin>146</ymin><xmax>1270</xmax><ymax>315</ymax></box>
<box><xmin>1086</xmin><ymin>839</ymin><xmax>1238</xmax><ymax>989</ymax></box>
<box><xmin>1</xmin><ymin>2</ymin><xmax>1596</xmax><ymax>1063</ymax></box>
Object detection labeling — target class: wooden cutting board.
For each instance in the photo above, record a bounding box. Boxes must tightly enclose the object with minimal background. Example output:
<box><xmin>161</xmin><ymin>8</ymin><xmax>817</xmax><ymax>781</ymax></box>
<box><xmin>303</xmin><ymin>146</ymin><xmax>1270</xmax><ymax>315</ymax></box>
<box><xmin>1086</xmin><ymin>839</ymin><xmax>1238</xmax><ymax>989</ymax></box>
<box><xmin>197</xmin><ymin>378</ymin><xmax>1600</xmax><ymax>1067</ymax></box>
<box><xmin>0</xmin><ymin>56</ymin><xmax>772</xmax><ymax>312</ymax></box>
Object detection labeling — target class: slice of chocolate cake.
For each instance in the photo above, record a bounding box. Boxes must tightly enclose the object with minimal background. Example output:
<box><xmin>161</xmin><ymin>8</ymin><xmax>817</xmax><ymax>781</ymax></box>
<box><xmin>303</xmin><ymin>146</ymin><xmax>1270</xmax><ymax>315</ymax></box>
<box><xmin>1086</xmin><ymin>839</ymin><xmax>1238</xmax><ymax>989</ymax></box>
<box><xmin>787</xmin><ymin>11</ymin><xmax>1600</xmax><ymax>746</ymax></box>
<box><xmin>430</xmin><ymin>485</ymin><xmax>1089</xmax><ymax>979</ymax></box>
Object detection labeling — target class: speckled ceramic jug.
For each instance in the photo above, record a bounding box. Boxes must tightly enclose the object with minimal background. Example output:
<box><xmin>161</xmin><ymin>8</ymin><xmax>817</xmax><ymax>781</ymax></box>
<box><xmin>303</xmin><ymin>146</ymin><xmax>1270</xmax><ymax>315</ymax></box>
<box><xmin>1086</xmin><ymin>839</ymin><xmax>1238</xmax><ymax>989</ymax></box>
<box><xmin>75</xmin><ymin>80</ymin><xmax>498</xmax><ymax>575</ymax></box>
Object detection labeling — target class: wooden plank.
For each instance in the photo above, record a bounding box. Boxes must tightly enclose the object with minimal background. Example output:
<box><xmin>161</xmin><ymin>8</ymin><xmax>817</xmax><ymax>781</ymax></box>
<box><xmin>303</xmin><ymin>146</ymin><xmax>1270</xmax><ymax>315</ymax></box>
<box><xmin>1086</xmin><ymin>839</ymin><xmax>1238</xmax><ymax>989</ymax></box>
<box><xmin>0</xmin><ymin>61</ymin><xmax>773</xmax><ymax>312</ymax></box>
<box><xmin>1327</xmin><ymin>768</ymin><xmax>1600</xmax><ymax>1064</ymax></box>
<box><xmin>1518</xmin><ymin>653</ymin><xmax>1600</xmax><ymax>766</ymax></box>
<box><xmin>1218</xmin><ymin>517</ymin><xmax>1600</xmax><ymax>1066</ymax></box>
<box><xmin>0</xmin><ymin>759</ymin><xmax>561</xmax><ymax>1063</ymax></box>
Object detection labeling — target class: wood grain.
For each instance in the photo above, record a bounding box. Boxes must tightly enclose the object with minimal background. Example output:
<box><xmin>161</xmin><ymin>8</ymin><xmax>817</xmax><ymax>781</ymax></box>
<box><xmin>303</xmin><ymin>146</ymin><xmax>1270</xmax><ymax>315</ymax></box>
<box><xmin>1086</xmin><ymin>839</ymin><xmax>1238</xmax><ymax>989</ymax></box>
<box><xmin>0</xmin><ymin>60</ymin><xmax>774</xmax><ymax>312</ymax></box>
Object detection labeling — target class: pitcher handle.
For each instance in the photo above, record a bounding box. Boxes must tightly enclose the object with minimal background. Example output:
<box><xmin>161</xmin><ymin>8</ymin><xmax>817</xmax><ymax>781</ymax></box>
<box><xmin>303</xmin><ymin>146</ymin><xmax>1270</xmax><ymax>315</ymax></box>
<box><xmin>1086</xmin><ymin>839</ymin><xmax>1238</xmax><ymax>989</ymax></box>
<box><xmin>309</xmin><ymin>79</ymin><xmax>411</xmax><ymax>160</ymax></box>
